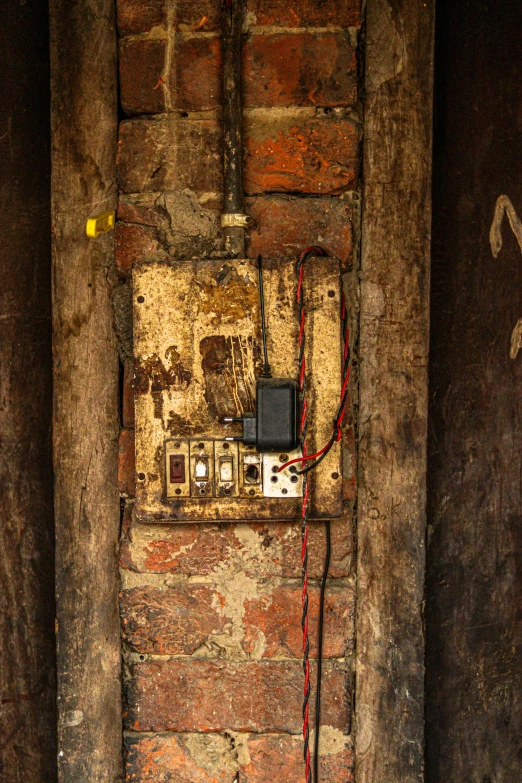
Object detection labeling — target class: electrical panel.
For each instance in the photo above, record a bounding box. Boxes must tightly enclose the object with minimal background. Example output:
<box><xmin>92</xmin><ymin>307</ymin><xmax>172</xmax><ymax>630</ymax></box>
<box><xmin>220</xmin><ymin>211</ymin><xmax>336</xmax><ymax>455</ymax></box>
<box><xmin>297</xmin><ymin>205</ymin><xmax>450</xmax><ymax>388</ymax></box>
<box><xmin>133</xmin><ymin>256</ymin><xmax>343</xmax><ymax>523</ymax></box>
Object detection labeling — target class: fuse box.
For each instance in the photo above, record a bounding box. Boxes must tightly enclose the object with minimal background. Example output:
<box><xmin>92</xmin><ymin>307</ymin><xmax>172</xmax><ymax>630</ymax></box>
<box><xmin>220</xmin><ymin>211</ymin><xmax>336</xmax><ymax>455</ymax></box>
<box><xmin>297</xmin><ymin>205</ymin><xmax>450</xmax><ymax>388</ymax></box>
<box><xmin>133</xmin><ymin>256</ymin><xmax>343</xmax><ymax>523</ymax></box>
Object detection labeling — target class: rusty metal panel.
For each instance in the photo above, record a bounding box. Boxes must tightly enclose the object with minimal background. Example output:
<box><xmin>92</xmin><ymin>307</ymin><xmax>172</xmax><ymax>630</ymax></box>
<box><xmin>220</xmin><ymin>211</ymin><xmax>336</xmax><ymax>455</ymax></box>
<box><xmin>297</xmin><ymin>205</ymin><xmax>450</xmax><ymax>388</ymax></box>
<box><xmin>133</xmin><ymin>257</ymin><xmax>342</xmax><ymax>522</ymax></box>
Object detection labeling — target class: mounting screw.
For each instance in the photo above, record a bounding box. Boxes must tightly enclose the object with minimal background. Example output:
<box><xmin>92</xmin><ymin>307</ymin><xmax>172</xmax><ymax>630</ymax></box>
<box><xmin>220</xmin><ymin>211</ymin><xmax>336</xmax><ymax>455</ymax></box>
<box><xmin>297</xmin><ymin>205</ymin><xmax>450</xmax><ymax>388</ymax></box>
<box><xmin>281</xmin><ymin>488</ymin><xmax>288</xmax><ymax>495</ymax></box>
<box><xmin>279</xmin><ymin>454</ymin><xmax>288</xmax><ymax>462</ymax></box>
<box><xmin>198</xmin><ymin>442</ymin><xmax>205</xmax><ymax>449</ymax></box>
<box><xmin>174</xmin><ymin>441</ymin><xmax>180</xmax><ymax>449</ymax></box>
<box><xmin>137</xmin><ymin>472</ymin><xmax>146</xmax><ymax>481</ymax></box>
<box><xmin>223</xmin><ymin>442</ymin><xmax>229</xmax><ymax>450</ymax></box>
<box><xmin>249</xmin><ymin>489</ymin><xmax>255</xmax><ymax>496</ymax></box>
<box><xmin>328</xmin><ymin>290</ymin><xmax>336</xmax><ymax>298</ymax></box>
<box><xmin>331</xmin><ymin>472</ymin><xmax>339</xmax><ymax>480</ymax></box>
<box><xmin>175</xmin><ymin>488</ymin><xmax>181</xmax><ymax>495</ymax></box>
<box><xmin>137</xmin><ymin>295</ymin><xmax>145</xmax><ymax>303</ymax></box>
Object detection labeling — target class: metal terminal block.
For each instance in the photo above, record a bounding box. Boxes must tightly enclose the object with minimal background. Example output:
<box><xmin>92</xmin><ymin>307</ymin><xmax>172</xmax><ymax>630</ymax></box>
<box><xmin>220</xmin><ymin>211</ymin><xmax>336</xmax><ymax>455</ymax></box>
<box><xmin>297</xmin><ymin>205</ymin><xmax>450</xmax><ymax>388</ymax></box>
<box><xmin>189</xmin><ymin>440</ymin><xmax>215</xmax><ymax>497</ymax></box>
<box><xmin>262</xmin><ymin>449</ymin><xmax>304</xmax><ymax>498</ymax></box>
<box><xmin>215</xmin><ymin>440</ymin><xmax>239</xmax><ymax>497</ymax></box>
<box><xmin>239</xmin><ymin>444</ymin><xmax>263</xmax><ymax>497</ymax></box>
<box><xmin>165</xmin><ymin>439</ymin><xmax>190</xmax><ymax>498</ymax></box>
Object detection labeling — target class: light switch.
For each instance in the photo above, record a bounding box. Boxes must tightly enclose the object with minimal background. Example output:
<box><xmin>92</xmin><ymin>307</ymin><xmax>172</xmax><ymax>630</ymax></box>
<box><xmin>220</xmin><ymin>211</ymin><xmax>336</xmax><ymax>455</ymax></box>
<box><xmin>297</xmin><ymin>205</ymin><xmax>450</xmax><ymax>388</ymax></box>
<box><xmin>170</xmin><ymin>454</ymin><xmax>186</xmax><ymax>483</ymax></box>
<box><xmin>165</xmin><ymin>440</ymin><xmax>190</xmax><ymax>497</ymax></box>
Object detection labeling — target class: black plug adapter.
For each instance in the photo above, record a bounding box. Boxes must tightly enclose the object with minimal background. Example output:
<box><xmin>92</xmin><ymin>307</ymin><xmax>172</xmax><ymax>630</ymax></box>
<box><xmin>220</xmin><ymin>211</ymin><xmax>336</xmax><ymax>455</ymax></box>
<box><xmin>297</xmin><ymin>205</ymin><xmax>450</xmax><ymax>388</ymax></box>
<box><xmin>224</xmin><ymin>377</ymin><xmax>299</xmax><ymax>452</ymax></box>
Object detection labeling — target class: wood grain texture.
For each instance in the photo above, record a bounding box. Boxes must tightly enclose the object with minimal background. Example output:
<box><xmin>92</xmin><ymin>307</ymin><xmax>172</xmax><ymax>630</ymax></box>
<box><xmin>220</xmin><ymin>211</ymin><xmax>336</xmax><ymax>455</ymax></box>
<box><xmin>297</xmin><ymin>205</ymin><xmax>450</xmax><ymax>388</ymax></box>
<box><xmin>0</xmin><ymin>2</ymin><xmax>56</xmax><ymax>779</ymax></box>
<box><xmin>355</xmin><ymin>1</ymin><xmax>434</xmax><ymax>781</ymax></box>
<box><xmin>427</xmin><ymin>2</ymin><xmax>522</xmax><ymax>780</ymax></box>
<box><xmin>49</xmin><ymin>0</ymin><xmax>122</xmax><ymax>780</ymax></box>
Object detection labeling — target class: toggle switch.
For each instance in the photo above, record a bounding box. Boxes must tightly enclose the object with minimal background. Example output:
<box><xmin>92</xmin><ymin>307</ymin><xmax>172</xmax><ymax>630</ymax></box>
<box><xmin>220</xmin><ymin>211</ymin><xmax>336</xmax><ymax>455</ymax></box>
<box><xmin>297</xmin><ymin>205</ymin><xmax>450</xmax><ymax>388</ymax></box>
<box><xmin>189</xmin><ymin>440</ymin><xmax>214</xmax><ymax>497</ymax></box>
<box><xmin>195</xmin><ymin>455</ymin><xmax>209</xmax><ymax>481</ymax></box>
<box><xmin>170</xmin><ymin>454</ymin><xmax>186</xmax><ymax>483</ymax></box>
<box><xmin>214</xmin><ymin>440</ymin><xmax>239</xmax><ymax>497</ymax></box>
<box><xmin>219</xmin><ymin>456</ymin><xmax>234</xmax><ymax>483</ymax></box>
<box><xmin>165</xmin><ymin>439</ymin><xmax>190</xmax><ymax>498</ymax></box>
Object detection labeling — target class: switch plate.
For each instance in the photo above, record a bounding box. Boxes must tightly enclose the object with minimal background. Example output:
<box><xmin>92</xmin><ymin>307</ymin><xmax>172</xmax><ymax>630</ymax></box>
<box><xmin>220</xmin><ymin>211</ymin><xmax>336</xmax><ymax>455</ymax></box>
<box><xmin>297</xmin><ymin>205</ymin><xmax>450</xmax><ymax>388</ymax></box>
<box><xmin>189</xmin><ymin>440</ymin><xmax>214</xmax><ymax>497</ymax></box>
<box><xmin>134</xmin><ymin>257</ymin><xmax>343</xmax><ymax>523</ymax></box>
<box><xmin>262</xmin><ymin>449</ymin><xmax>304</xmax><ymax>498</ymax></box>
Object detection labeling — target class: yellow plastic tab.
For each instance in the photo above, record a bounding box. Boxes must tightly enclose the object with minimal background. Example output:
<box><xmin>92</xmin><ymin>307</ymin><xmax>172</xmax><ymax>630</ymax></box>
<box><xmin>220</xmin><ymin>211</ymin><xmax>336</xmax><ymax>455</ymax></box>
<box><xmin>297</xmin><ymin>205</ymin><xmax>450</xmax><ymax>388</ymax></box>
<box><xmin>86</xmin><ymin>210</ymin><xmax>115</xmax><ymax>238</ymax></box>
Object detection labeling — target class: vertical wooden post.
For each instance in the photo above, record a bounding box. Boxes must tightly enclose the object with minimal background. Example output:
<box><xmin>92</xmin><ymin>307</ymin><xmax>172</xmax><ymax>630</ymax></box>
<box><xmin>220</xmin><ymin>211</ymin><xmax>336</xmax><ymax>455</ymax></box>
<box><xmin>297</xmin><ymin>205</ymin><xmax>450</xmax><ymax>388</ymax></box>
<box><xmin>356</xmin><ymin>2</ymin><xmax>435</xmax><ymax>782</ymax></box>
<box><xmin>0</xmin><ymin>2</ymin><xmax>55</xmax><ymax>780</ymax></box>
<box><xmin>49</xmin><ymin>1</ymin><xmax>122</xmax><ymax>780</ymax></box>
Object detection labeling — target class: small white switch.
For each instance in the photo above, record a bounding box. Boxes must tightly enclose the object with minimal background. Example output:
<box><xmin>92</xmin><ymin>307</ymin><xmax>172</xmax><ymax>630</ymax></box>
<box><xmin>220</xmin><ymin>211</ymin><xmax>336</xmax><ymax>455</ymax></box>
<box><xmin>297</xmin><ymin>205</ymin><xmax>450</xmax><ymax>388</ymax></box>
<box><xmin>219</xmin><ymin>456</ymin><xmax>234</xmax><ymax>483</ymax></box>
<box><xmin>195</xmin><ymin>456</ymin><xmax>209</xmax><ymax>481</ymax></box>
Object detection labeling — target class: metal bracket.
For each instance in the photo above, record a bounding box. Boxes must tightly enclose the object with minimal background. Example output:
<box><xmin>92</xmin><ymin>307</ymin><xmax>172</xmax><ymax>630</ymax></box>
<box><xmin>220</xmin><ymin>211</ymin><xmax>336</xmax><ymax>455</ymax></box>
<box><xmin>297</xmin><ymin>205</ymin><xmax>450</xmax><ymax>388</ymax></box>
<box><xmin>220</xmin><ymin>213</ymin><xmax>252</xmax><ymax>228</ymax></box>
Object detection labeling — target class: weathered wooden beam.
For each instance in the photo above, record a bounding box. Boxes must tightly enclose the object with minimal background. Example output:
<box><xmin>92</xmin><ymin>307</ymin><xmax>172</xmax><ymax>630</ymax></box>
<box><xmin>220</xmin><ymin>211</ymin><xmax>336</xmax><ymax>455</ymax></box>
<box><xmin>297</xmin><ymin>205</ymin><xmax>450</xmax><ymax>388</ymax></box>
<box><xmin>426</xmin><ymin>2</ymin><xmax>522</xmax><ymax>779</ymax></box>
<box><xmin>355</xmin><ymin>2</ymin><xmax>435</xmax><ymax>781</ymax></box>
<box><xmin>0</xmin><ymin>2</ymin><xmax>56</xmax><ymax>780</ymax></box>
<box><xmin>49</xmin><ymin>1</ymin><xmax>122</xmax><ymax>780</ymax></box>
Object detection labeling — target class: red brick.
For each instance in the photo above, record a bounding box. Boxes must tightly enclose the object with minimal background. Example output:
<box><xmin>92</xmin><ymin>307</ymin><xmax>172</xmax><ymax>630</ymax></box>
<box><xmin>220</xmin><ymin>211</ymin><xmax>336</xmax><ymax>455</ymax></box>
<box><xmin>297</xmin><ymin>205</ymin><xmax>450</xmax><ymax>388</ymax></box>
<box><xmin>170</xmin><ymin>33</ymin><xmax>355</xmax><ymax>112</ymax></box>
<box><xmin>172</xmin><ymin>37</ymin><xmax>221</xmax><ymax>111</ymax></box>
<box><xmin>244</xmin><ymin>33</ymin><xmax>356</xmax><ymax>109</ymax></box>
<box><xmin>120</xmin><ymin>513</ymin><xmax>354</xmax><ymax>579</ymax></box>
<box><xmin>120</xmin><ymin>37</ymin><xmax>167</xmax><ymax>115</ymax></box>
<box><xmin>249</xmin><ymin>0</ymin><xmax>361</xmax><ymax>28</ymax></box>
<box><xmin>242</xmin><ymin>582</ymin><xmax>354</xmax><ymax>658</ymax></box>
<box><xmin>117</xmin><ymin>0</ymin><xmax>166</xmax><ymax>36</ymax></box>
<box><xmin>116</xmin><ymin>221</ymin><xmax>166</xmax><ymax>272</ymax></box>
<box><xmin>125</xmin><ymin>659</ymin><xmax>350</xmax><ymax>733</ymax></box>
<box><xmin>115</xmin><ymin>222</ymin><xmax>167</xmax><ymax>277</ymax></box>
<box><xmin>118</xmin><ymin>428</ymin><xmax>136</xmax><ymax>497</ymax></box>
<box><xmin>121</xmin><ymin>584</ymin><xmax>228</xmax><ymax>655</ymax></box>
<box><xmin>124</xmin><ymin>733</ymin><xmax>237</xmax><ymax>783</ymax></box>
<box><xmin>123</xmin><ymin>733</ymin><xmax>354</xmax><ymax>783</ymax></box>
<box><xmin>123</xmin><ymin>359</ymin><xmax>135</xmax><ymax>427</ymax></box>
<box><xmin>117</xmin><ymin>118</ymin><xmax>222</xmax><ymax>194</ymax></box>
<box><xmin>121</xmin><ymin>580</ymin><xmax>354</xmax><ymax>658</ymax></box>
<box><xmin>118</xmin><ymin>198</ymin><xmax>164</xmax><ymax>227</ymax></box>
<box><xmin>241</xmin><ymin>734</ymin><xmax>354</xmax><ymax>783</ymax></box>
<box><xmin>173</xmin><ymin>0</ymin><xmax>221</xmax><ymax>31</ymax></box>
<box><xmin>246</xmin><ymin>195</ymin><xmax>354</xmax><ymax>263</ymax></box>
<box><xmin>244</xmin><ymin>113</ymin><xmax>358</xmax><ymax>194</ymax></box>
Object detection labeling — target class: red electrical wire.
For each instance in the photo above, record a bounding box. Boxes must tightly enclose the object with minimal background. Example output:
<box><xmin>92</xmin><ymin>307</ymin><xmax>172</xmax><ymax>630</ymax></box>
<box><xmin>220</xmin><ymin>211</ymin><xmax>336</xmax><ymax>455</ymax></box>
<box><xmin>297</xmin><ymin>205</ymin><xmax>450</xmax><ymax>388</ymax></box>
<box><xmin>292</xmin><ymin>246</ymin><xmax>351</xmax><ymax>783</ymax></box>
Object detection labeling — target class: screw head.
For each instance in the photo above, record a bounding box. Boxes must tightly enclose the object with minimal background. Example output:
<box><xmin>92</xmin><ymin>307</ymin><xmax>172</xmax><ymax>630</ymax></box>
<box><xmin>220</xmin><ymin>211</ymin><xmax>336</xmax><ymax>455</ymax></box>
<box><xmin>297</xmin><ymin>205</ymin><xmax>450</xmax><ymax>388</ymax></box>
<box><xmin>279</xmin><ymin>454</ymin><xmax>288</xmax><ymax>462</ymax></box>
<box><xmin>281</xmin><ymin>488</ymin><xmax>288</xmax><ymax>495</ymax></box>
<box><xmin>137</xmin><ymin>295</ymin><xmax>145</xmax><ymax>303</ymax></box>
<box><xmin>137</xmin><ymin>472</ymin><xmax>146</xmax><ymax>481</ymax></box>
<box><xmin>331</xmin><ymin>472</ymin><xmax>339</xmax><ymax>480</ymax></box>
<box><xmin>223</xmin><ymin>442</ymin><xmax>229</xmax><ymax>450</ymax></box>
<box><xmin>249</xmin><ymin>489</ymin><xmax>255</xmax><ymax>496</ymax></box>
<box><xmin>175</xmin><ymin>488</ymin><xmax>181</xmax><ymax>495</ymax></box>
<box><xmin>271</xmin><ymin>475</ymin><xmax>278</xmax><ymax>483</ymax></box>
<box><xmin>291</xmin><ymin>475</ymin><xmax>298</xmax><ymax>483</ymax></box>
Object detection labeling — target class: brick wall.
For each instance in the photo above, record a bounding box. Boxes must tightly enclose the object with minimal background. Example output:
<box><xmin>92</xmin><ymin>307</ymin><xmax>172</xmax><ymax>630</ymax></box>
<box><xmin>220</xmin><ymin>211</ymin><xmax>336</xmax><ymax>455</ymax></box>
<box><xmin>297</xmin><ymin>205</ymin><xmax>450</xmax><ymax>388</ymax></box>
<box><xmin>115</xmin><ymin>1</ymin><xmax>361</xmax><ymax>780</ymax></box>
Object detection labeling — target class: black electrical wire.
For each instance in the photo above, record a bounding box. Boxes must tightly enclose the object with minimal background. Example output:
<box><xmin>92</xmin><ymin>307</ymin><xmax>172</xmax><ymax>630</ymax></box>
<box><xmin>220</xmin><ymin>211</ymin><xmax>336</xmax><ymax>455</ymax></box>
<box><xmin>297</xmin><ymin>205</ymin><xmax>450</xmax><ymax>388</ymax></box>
<box><xmin>313</xmin><ymin>519</ymin><xmax>331</xmax><ymax>783</ymax></box>
<box><xmin>257</xmin><ymin>254</ymin><xmax>271</xmax><ymax>377</ymax></box>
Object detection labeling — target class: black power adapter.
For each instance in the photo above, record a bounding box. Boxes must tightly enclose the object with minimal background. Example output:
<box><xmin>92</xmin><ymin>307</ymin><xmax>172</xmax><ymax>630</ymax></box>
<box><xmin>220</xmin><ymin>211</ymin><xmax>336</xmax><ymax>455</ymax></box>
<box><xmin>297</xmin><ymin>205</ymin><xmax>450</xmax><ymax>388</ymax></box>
<box><xmin>224</xmin><ymin>377</ymin><xmax>299</xmax><ymax>452</ymax></box>
<box><xmin>223</xmin><ymin>256</ymin><xmax>300</xmax><ymax>453</ymax></box>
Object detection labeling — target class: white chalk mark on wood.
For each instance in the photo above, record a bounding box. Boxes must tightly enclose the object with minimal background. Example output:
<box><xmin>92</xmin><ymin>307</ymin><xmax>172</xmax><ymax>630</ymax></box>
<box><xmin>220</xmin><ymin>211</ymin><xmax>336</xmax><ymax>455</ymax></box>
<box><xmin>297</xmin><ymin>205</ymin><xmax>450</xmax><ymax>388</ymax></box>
<box><xmin>489</xmin><ymin>195</ymin><xmax>522</xmax><ymax>358</ymax></box>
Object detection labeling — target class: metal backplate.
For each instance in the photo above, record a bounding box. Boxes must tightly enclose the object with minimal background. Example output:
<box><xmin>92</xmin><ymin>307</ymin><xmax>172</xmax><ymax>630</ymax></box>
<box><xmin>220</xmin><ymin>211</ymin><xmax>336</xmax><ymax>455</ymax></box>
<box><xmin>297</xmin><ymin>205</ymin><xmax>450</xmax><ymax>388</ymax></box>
<box><xmin>133</xmin><ymin>257</ymin><xmax>342</xmax><ymax>522</ymax></box>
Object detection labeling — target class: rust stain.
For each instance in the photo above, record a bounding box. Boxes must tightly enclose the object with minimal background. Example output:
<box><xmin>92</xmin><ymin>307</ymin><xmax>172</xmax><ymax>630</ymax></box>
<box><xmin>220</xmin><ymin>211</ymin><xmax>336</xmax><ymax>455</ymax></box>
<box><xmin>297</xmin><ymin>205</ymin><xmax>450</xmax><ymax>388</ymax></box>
<box><xmin>200</xmin><ymin>335</ymin><xmax>261</xmax><ymax>421</ymax></box>
<box><xmin>135</xmin><ymin>346</ymin><xmax>192</xmax><ymax>396</ymax></box>
<box><xmin>197</xmin><ymin>263</ymin><xmax>258</xmax><ymax>326</ymax></box>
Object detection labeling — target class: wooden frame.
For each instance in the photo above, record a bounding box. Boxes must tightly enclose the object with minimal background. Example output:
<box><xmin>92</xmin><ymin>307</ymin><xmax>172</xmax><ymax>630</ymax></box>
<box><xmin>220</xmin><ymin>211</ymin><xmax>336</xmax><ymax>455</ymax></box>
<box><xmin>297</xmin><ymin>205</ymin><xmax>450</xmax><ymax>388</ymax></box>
<box><xmin>355</xmin><ymin>2</ymin><xmax>435</xmax><ymax>782</ymax></box>
<box><xmin>50</xmin><ymin>1</ymin><xmax>122</xmax><ymax>780</ymax></box>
